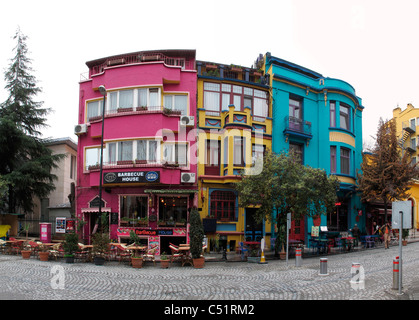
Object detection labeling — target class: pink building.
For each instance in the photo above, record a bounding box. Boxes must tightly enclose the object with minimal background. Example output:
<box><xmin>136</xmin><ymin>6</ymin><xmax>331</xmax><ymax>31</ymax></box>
<box><xmin>75</xmin><ymin>50</ymin><xmax>197</xmax><ymax>254</ymax></box>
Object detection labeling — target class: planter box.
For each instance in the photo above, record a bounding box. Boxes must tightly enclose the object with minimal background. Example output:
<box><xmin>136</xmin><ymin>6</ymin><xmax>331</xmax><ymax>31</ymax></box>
<box><xmin>193</xmin><ymin>257</ymin><xmax>205</xmax><ymax>268</ymax></box>
<box><xmin>160</xmin><ymin>260</ymin><xmax>170</xmax><ymax>269</ymax></box>
<box><xmin>117</xmin><ymin>108</ymin><xmax>133</xmax><ymax>113</ymax></box>
<box><xmin>117</xmin><ymin>160</ymin><xmax>134</xmax><ymax>166</ymax></box>
<box><xmin>94</xmin><ymin>257</ymin><xmax>105</xmax><ymax>265</ymax></box>
<box><xmin>131</xmin><ymin>257</ymin><xmax>143</xmax><ymax>268</ymax></box>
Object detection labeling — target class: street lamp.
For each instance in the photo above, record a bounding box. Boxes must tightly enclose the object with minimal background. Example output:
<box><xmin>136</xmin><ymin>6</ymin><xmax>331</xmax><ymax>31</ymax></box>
<box><xmin>97</xmin><ymin>85</ymin><xmax>106</xmax><ymax>233</ymax></box>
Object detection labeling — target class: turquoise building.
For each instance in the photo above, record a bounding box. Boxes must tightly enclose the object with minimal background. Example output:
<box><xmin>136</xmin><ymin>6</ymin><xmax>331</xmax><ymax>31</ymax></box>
<box><xmin>261</xmin><ymin>52</ymin><xmax>365</xmax><ymax>243</ymax></box>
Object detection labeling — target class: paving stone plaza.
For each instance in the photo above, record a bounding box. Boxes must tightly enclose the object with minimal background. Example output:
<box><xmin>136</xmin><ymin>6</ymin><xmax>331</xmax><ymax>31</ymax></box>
<box><xmin>1</xmin><ymin>241</ymin><xmax>418</xmax><ymax>302</ymax></box>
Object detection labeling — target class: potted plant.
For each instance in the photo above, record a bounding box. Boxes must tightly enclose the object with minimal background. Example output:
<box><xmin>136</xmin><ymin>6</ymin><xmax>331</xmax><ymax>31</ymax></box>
<box><xmin>160</xmin><ymin>252</ymin><xmax>169</xmax><ymax>269</ymax></box>
<box><xmin>21</xmin><ymin>241</ymin><xmax>31</xmax><ymax>259</ymax></box>
<box><xmin>189</xmin><ymin>207</ymin><xmax>205</xmax><ymax>268</ymax></box>
<box><xmin>63</xmin><ymin>232</ymin><xmax>79</xmax><ymax>263</ymax></box>
<box><xmin>38</xmin><ymin>242</ymin><xmax>50</xmax><ymax>261</ymax></box>
<box><xmin>92</xmin><ymin>232</ymin><xmax>109</xmax><ymax>265</ymax></box>
<box><xmin>129</xmin><ymin>231</ymin><xmax>143</xmax><ymax>268</ymax></box>
<box><xmin>402</xmin><ymin>229</ymin><xmax>409</xmax><ymax>246</ymax></box>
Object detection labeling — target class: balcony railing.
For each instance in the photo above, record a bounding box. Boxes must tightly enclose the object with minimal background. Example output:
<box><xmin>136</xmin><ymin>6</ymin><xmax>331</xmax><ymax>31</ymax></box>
<box><xmin>283</xmin><ymin>116</ymin><xmax>312</xmax><ymax>139</ymax></box>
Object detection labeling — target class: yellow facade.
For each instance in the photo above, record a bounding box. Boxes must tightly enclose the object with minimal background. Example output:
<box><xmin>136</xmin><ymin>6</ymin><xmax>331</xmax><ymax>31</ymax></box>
<box><xmin>392</xmin><ymin>104</ymin><xmax>419</xmax><ymax>229</ymax></box>
<box><xmin>197</xmin><ymin>62</ymin><xmax>272</xmax><ymax>252</ymax></box>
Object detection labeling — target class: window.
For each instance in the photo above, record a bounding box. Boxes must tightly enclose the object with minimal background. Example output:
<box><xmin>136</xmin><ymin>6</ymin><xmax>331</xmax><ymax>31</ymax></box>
<box><xmin>210</xmin><ymin>191</ymin><xmax>236</xmax><ymax>221</ymax></box>
<box><xmin>340</xmin><ymin>104</ymin><xmax>350</xmax><ymax>130</ymax></box>
<box><xmin>289</xmin><ymin>98</ymin><xmax>302</xmax><ymax>131</ymax></box>
<box><xmin>341</xmin><ymin>148</ymin><xmax>350</xmax><ymax>175</ymax></box>
<box><xmin>233</xmin><ymin>137</ymin><xmax>245</xmax><ymax>166</ymax></box>
<box><xmin>252</xmin><ymin>144</ymin><xmax>265</xmax><ymax>166</ymax></box>
<box><xmin>163</xmin><ymin>143</ymin><xmax>188</xmax><ymax>166</ymax></box>
<box><xmin>87</xmin><ymin>100</ymin><xmax>103</xmax><ymax>120</ymax></box>
<box><xmin>330</xmin><ymin>102</ymin><xmax>336</xmax><ymax>127</ymax></box>
<box><xmin>118</xmin><ymin>141</ymin><xmax>133</xmax><ymax>161</ymax></box>
<box><xmin>330</xmin><ymin>146</ymin><xmax>337</xmax><ymax>173</ymax></box>
<box><xmin>70</xmin><ymin>155</ymin><xmax>76</xmax><ymax>179</ymax></box>
<box><xmin>203</xmin><ymin>82</ymin><xmax>268</xmax><ymax>117</ymax></box>
<box><xmin>411</xmin><ymin>137</ymin><xmax>416</xmax><ymax>150</ymax></box>
<box><xmin>107</xmin><ymin>140</ymin><xmax>160</xmax><ymax>164</ymax></box>
<box><xmin>85</xmin><ymin>147</ymin><xmax>100</xmax><ymax>169</ymax></box>
<box><xmin>205</xmin><ymin>140</ymin><xmax>220</xmax><ymax>175</ymax></box>
<box><xmin>164</xmin><ymin>94</ymin><xmax>188</xmax><ymax>115</ymax></box>
<box><xmin>159</xmin><ymin>196</ymin><xmax>188</xmax><ymax>224</ymax></box>
<box><xmin>289</xmin><ymin>143</ymin><xmax>303</xmax><ymax>164</ymax></box>
<box><xmin>136</xmin><ymin>140</ymin><xmax>158</xmax><ymax>162</ymax></box>
<box><xmin>119</xmin><ymin>90</ymin><xmax>134</xmax><ymax>109</ymax></box>
<box><xmin>120</xmin><ymin>196</ymin><xmax>148</xmax><ymax>221</ymax></box>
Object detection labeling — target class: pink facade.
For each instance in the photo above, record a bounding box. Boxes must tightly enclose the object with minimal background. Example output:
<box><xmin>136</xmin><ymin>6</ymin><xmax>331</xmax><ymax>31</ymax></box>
<box><xmin>75</xmin><ymin>50</ymin><xmax>197</xmax><ymax>254</ymax></box>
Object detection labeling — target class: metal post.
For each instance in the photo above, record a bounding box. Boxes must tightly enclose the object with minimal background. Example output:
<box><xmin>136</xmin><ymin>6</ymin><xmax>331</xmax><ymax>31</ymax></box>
<box><xmin>295</xmin><ymin>247</ymin><xmax>302</xmax><ymax>267</ymax></box>
<box><xmin>98</xmin><ymin>87</ymin><xmax>106</xmax><ymax>233</ymax></box>
<box><xmin>398</xmin><ymin>211</ymin><xmax>403</xmax><ymax>294</ymax></box>
<box><xmin>392</xmin><ymin>257</ymin><xmax>399</xmax><ymax>290</ymax></box>
<box><xmin>319</xmin><ymin>258</ymin><xmax>328</xmax><ymax>275</ymax></box>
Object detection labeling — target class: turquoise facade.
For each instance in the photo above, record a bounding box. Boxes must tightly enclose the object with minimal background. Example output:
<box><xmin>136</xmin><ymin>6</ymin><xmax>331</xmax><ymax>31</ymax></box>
<box><xmin>264</xmin><ymin>53</ymin><xmax>365</xmax><ymax>243</ymax></box>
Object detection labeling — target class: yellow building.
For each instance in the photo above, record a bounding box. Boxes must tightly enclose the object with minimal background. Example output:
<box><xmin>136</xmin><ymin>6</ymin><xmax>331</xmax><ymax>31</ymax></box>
<box><xmin>196</xmin><ymin>61</ymin><xmax>272</xmax><ymax>252</ymax></box>
<box><xmin>392</xmin><ymin>103</ymin><xmax>419</xmax><ymax>229</ymax></box>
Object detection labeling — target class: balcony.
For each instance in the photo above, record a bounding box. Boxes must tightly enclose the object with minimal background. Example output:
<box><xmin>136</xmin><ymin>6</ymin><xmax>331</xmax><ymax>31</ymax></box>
<box><xmin>402</xmin><ymin>121</ymin><xmax>416</xmax><ymax>134</ymax></box>
<box><xmin>197</xmin><ymin>61</ymin><xmax>269</xmax><ymax>87</ymax></box>
<box><xmin>283</xmin><ymin>116</ymin><xmax>312</xmax><ymax>144</ymax></box>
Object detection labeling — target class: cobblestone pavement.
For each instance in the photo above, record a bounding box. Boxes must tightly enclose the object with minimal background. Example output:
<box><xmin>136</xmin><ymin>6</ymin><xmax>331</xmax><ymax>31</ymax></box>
<box><xmin>0</xmin><ymin>242</ymin><xmax>418</xmax><ymax>301</ymax></box>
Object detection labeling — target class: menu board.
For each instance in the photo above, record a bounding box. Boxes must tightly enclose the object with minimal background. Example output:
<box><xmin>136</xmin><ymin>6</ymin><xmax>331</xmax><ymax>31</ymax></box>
<box><xmin>311</xmin><ymin>226</ymin><xmax>319</xmax><ymax>237</ymax></box>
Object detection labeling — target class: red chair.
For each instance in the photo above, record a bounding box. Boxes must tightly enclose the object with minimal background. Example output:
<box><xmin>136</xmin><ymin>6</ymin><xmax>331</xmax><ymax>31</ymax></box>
<box><xmin>327</xmin><ymin>239</ymin><xmax>334</xmax><ymax>254</ymax></box>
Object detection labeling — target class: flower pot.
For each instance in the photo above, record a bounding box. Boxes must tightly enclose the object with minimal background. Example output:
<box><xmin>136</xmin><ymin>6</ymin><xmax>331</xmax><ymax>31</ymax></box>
<box><xmin>193</xmin><ymin>257</ymin><xmax>205</xmax><ymax>269</ymax></box>
<box><xmin>21</xmin><ymin>250</ymin><xmax>31</xmax><ymax>259</ymax></box>
<box><xmin>39</xmin><ymin>251</ymin><xmax>49</xmax><ymax>261</ymax></box>
<box><xmin>279</xmin><ymin>251</ymin><xmax>286</xmax><ymax>260</ymax></box>
<box><xmin>131</xmin><ymin>257</ymin><xmax>143</xmax><ymax>268</ymax></box>
<box><xmin>94</xmin><ymin>256</ymin><xmax>105</xmax><ymax>265</ymax></box>
<box><xmin>402</xmin><ymin>240</ymin><xmax>408</xmax><ymax>246</ymax></box>
<box><xmin>160</xmin><ymin>260</ymin><xmax>170</xmax><ymax>269</ymax></box>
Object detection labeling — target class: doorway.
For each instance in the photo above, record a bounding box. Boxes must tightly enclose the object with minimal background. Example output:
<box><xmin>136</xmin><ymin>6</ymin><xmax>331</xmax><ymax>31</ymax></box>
<box><xmin>245</xmin><ymin>208</ymin><xmax>263</xmax><ymax>241</ymax></box>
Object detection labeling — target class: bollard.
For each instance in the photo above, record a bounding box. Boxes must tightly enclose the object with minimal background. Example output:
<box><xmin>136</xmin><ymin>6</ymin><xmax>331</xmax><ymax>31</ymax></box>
<box><xmin>319</xmin><ymin>258</ymin><xmax>328</xmax><ymax>276</ymax></box>
<box><xmin>392</xmin><ymin>257</ymin><xmax>399</xmax><ymax>290</ymax></box>
<box><xmin>295</xmin><ymin>247</ymin><xmax>302</xmax><ymax>267</ymax></box>
<box><xmin>350</xmin><ymin>263</ymin><xmax>364</xmax><ymax>284</ymax></box>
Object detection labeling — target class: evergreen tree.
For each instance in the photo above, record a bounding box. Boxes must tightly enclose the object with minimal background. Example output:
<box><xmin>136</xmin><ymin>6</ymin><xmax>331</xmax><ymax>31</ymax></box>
<box><xmin>357</xmin><ymin>118</ymin><xmax>419</xmax><ymax>221</ymax></box>
<box><xmin>0</xmin><ymin>28</ymin><xmax>64</xmax><ymax>214</ymax></box>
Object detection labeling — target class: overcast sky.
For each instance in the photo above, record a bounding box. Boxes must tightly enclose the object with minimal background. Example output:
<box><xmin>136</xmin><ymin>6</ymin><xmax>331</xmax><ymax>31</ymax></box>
<box><xmin>1</xmin><ymin>0</ymin><xmax>418</xmax><ymax>148</ymax></box>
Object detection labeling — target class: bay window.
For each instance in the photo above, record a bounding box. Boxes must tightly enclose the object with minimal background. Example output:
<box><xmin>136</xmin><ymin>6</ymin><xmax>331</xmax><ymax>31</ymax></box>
<box><xmin>203</xmin><ymin>82</ymin><xmax>268</xmax><ymax>117</ymax></box>
<box><xmin>340</xmin><ymin>104</ymin><xmax>350</xmax><ymax>131</ymax></box>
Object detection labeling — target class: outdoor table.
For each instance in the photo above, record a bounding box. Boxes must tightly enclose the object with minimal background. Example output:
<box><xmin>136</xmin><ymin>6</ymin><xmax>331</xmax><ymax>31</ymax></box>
<box><xmin>128</xmin><ymin>245</ymin><xmax>146</xmax><ymax>257</ymax></box>
<box><xmin>178</xmin><ymin>246</ymin><xmax>193</xmax><ymax>266</ymax></box>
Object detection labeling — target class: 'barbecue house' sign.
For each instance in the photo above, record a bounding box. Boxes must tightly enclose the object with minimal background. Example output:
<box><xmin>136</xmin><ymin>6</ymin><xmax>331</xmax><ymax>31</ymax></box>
<box><xmin>103</xmin><ymin>171</ymin><xmax>160</xmax><ymax>184</ymax></box>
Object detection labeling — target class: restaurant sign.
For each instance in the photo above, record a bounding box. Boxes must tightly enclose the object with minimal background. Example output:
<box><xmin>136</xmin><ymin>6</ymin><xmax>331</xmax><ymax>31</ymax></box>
<box><xmin>103</xmin><ymin>171</ymin><xmax>159</xmax><ymax>184</ymax></box>
<box><xmin>117</xmin><ymin>227</ymin><xmax>186</xmax><ymax>237</ymax></box>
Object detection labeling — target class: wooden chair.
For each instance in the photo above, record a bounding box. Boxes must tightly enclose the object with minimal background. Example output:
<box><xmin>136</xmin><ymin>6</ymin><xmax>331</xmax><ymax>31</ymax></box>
<box><xmin>143</xmin><ymin>246</ymin><xmax>157</xmax><ymax>266</ymax></box>
<box><xmin>50</xmin><ymin>243</ymin><xmax>63</xmax><ymax>261</ymax></box>
<box><xmin>75</xmin><ymin>244</ymin><xmax>89</xmax><ymax>262</ymax></box>
<box><xmin>115</xmin><ymin>245</ymin><xmax>132</xmax><ymax>264</ymax></box>
<box><xmin>169</xmin><ymin>243</ymin><xmax>182</xmax><ymax>265</ymax></box>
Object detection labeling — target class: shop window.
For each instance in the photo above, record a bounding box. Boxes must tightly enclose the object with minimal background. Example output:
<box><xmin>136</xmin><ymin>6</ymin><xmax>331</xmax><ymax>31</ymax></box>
<box><xmin>210</xmin><ymin>191</ymin><xmax>236</xmax><ymax>221</ymax></box>
<box><xmin>120</xmin><ymin>196</ymin><xmax>148</xmax><ymax>223</ymax></box>
<box><xmin>158</xmin><ymin>196</ymin><xmax>188</xmax><ymax>225</ymax></box>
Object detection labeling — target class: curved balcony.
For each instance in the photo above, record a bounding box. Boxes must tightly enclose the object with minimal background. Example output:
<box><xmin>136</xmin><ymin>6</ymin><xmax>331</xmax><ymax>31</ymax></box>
<box><xmin>283</xmin><ymin>116</ymin><xmax>312</xmax><ymax>145</ymax></box>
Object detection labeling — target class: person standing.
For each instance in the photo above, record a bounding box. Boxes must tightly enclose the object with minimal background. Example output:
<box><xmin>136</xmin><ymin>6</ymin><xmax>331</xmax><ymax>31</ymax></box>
<box><xmin>381</xmin><ymin>222</ymin><xmax>391</xmax><ymax>249</ymax></box>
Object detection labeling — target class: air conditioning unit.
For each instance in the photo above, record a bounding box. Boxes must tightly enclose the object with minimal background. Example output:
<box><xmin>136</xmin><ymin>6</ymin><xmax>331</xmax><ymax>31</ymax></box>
<box><xmin>181</xmin><ymin>172</ymin><xmax>196</xmax><ymax>183</ymax></box>
<box><xmin>74</xmin><ymin>124</ymin><xmax>88</xmax><ymax>135</ymax></box>
<box><xmin>180</xmin><ymin>116</ymin><xmax>194</xmax><ymax>127</ymax></box>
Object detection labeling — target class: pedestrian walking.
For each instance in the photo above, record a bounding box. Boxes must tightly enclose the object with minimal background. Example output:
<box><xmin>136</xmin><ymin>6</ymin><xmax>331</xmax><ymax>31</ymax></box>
<box><xmin>381</xmin><ymin>222</ymin><xmax>391</xmax><ymax>249</ymax></box>
<box><xmin>351</xmin><ymin>224</ymin><xmax>360</xmax><ymax>247</ymax></box>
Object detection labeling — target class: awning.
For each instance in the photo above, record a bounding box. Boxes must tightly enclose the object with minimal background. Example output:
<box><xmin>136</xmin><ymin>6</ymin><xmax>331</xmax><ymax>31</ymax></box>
<box><xmin>81</xmin><ymin>207</ymin><xmax>112</xmax><ymax>213</ymax></box>
<box><xmin>144</xmin><ymin>189</ymin><xmax>198</xmax><ymax>194</ymax></box>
